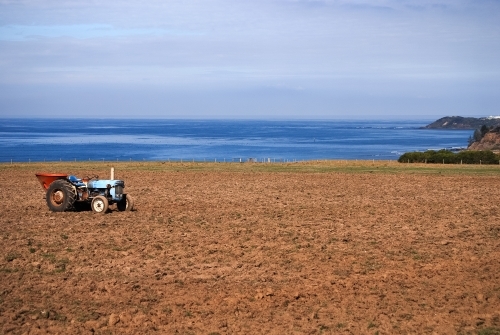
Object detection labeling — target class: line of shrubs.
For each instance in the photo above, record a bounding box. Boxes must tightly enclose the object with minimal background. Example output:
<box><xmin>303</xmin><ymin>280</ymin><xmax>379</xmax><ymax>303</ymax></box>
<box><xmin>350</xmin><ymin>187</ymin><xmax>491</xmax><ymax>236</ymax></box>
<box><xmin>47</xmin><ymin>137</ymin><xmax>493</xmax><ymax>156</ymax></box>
<box><xmin>398</xmin><ymin>149</ymin><xmax>500</xmax><ymax>164</ymax></box>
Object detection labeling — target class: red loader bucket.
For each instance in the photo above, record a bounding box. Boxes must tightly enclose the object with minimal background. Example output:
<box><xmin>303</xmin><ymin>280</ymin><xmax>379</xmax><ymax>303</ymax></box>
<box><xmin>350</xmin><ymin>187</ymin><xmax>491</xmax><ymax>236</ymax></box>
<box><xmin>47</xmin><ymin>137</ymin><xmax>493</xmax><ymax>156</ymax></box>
<box><xmin>35</xmin><ymin>173</ymin><xmax>68</xmax><ymax>190</ymax></box>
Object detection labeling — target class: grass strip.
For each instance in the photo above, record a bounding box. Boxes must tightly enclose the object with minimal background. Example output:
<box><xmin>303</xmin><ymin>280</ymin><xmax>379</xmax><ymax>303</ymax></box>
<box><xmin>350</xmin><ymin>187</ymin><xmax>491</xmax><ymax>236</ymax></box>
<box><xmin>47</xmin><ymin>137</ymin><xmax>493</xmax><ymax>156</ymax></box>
<box><xmin>2</xmin><ymin>160</ymin><xmax>500</xmax><ymax>175</ymax></box>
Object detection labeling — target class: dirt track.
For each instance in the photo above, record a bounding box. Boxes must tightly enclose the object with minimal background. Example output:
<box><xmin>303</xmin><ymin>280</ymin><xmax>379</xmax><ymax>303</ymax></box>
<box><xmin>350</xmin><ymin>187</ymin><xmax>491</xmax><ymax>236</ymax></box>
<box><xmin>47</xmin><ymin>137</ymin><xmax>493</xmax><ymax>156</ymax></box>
<box><xmin>1</xmin><ymin>162</ymin><xmax>499</xmax><ymax>334</ymax></box>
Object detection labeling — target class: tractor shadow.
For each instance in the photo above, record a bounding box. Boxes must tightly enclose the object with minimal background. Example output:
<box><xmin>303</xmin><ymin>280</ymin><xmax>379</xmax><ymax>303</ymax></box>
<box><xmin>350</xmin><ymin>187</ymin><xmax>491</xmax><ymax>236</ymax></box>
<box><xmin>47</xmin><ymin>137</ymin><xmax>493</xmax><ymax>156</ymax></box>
<box><xmin>72</xmin><ymin>202</ymin><xmax>136</xmax><ymax>213</ymax></box>
<box><xmin>73</xmin><ymin>202</ymin><xmax>92</xmax><ymax>212</ymax></box>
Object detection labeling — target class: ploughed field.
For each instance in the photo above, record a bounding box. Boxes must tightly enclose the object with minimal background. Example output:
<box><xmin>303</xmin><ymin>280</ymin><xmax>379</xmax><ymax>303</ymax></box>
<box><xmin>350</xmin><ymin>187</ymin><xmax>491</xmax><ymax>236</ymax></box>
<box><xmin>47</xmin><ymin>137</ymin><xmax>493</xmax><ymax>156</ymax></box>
<box><xmin>1</xmin><ymin>161</ymin><xmax>499</xmax><ymax>334</ymax></box>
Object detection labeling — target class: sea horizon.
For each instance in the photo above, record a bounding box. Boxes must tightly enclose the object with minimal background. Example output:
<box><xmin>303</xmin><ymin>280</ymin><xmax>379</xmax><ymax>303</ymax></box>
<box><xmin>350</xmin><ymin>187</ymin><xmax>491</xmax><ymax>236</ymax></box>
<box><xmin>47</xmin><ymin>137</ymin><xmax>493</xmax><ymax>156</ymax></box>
<box><xmin>0</xmin><ymin>118</ymin><xmax>473</xmax><ymax>163</ymax></box>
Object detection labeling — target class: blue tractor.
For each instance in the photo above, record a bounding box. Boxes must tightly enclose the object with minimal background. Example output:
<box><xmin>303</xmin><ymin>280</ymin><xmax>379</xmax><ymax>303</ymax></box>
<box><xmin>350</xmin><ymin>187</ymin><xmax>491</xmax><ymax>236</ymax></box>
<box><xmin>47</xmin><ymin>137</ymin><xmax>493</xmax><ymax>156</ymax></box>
<box><xmin>35</xmin><ymin>172</ymin><xmax>134</xmax><ymax>214</ymax></box>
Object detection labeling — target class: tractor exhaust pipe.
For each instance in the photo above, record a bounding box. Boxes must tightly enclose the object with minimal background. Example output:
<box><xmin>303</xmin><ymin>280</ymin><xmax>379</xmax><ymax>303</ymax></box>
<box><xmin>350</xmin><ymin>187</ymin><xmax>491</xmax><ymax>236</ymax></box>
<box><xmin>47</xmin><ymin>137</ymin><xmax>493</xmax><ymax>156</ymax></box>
<box><xmin>111</xmin><ymin>167</ymin><xmax>114</xmax><ymax>180</ymax></box>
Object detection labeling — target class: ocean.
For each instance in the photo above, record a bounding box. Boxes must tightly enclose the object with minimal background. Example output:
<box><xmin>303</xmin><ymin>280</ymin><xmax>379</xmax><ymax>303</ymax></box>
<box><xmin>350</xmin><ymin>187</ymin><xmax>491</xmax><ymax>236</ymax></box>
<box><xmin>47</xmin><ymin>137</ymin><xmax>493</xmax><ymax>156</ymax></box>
<box><xmin>0</xmin><ymin>119</ymin><xmax>472</xmax><ymax>162</ymax></box>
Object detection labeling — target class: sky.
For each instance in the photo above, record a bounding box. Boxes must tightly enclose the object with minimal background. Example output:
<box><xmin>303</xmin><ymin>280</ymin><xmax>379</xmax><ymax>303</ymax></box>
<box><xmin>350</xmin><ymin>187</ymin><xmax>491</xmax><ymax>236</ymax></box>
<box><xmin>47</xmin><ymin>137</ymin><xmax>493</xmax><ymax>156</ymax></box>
<box><xmin>0</xmin><ymin>0</ymin><xmax>499</xmax><ymax>119</ymax></box>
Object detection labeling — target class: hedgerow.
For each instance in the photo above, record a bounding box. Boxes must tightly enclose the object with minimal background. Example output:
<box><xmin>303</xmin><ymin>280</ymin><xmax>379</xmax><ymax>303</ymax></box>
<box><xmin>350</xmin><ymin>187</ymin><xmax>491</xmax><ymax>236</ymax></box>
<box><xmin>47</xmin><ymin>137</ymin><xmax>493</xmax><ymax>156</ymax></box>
<box><xmin>398</xmin><ymin>150</ymin><xmax>500</xmax><ymax>164</ymax></box>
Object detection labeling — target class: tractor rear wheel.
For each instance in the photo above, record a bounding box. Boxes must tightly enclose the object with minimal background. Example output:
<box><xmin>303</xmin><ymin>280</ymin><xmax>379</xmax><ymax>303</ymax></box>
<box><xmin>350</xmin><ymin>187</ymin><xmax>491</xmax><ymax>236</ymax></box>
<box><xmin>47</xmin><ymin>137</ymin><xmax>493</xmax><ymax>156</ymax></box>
<box><xmin>91</xmin><ymin>196</ymin><xmax>109</xmax><ymax>214</ymax></box>
<box><xmin>46</xmin><ymin>180</ymin><xmax>76</xmax><ymax>212</ymax></box>
<box><xmin>117</xmin><ymin>194</ymin><xmax>134</xmax><ymax>212</ymax></box>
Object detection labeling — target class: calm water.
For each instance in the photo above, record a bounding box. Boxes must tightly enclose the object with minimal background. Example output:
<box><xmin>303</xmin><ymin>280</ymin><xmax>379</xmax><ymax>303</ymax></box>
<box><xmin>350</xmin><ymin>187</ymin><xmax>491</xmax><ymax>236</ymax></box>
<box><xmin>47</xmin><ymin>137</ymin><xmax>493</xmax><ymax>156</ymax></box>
<box><xmin>0</xmin><ymin>119</ymin><xmax>472</xmax><ymax>162</ymax></box>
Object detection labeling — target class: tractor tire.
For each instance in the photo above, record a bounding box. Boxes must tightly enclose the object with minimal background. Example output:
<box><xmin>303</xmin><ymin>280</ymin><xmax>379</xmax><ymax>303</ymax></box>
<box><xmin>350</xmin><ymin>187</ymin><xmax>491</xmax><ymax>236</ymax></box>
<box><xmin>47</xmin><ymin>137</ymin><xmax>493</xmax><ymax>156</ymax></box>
<box><xmin>117</xmin><ymin>194</ymin><xmax>134</xmax><ymax>212</ymax></box>
<box><xmin>46</xmin><ymin>179</ymin><xmax>76</xmax><ymax>212</ymax></box>
<box><xmin>91</xmin><ymin>196</ymin><xmax>109</xmax><ymax>214</ymax></box>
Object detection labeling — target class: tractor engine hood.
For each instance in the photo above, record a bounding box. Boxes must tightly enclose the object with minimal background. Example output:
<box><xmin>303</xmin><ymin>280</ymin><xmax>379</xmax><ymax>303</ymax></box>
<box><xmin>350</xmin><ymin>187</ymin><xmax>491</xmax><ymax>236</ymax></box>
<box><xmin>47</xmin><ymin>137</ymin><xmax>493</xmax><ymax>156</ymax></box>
<box><xmin>87</xmin><ymin>180</ymin><xmax>125</xmax><ymax>189</ymax></box>
<box><xmin>87</xmin><ymin>179</ymin><xmax>125</xmax><ymax>200</ymax></box>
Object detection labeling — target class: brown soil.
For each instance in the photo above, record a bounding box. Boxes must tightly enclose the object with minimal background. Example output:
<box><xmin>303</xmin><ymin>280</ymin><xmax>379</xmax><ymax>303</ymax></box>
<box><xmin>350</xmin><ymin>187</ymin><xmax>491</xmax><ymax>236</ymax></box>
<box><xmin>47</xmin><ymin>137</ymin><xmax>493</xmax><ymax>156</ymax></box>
<box><xmin>1</xmin><ymin>163</ymin><xmax>499</xmax><ymax>334</ymax></box>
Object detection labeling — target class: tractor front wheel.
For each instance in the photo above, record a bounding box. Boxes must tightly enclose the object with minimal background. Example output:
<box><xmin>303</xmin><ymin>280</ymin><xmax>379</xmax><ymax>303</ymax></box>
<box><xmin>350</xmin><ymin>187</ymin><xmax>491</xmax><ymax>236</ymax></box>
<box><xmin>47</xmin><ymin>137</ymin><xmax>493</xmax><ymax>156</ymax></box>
<box><xmin>91</xmin><ymin>196</ymin><xmax>109</xmax><ymax>214</ymax></box>
<box><xmin>117</xmin><ymin>194</ymin><xmax>134</xmax><ymax>212</ymax></box>
<box><xmin>46</xmin><ymin>180</ymin><xmax>76</xmax><ymax>212</ymax></box>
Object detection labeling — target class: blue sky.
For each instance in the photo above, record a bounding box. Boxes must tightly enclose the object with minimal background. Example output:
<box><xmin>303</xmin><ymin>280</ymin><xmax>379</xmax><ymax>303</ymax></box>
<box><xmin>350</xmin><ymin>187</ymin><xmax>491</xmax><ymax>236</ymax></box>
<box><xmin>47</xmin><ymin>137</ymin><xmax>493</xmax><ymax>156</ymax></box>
<box><xmin>0</xmin><ymin>0</ymin><xmax>499</xmax><ymax>119</ymax></box>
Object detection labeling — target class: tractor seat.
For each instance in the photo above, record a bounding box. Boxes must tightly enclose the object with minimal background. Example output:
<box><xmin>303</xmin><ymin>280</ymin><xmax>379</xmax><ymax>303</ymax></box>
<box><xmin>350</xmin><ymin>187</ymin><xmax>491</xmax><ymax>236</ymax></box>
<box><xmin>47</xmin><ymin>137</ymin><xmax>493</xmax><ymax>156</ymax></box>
<box><xmin>68</xmin><ymin>175</ymin><xmax>86</xmax><ymax>188</ymax></box>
